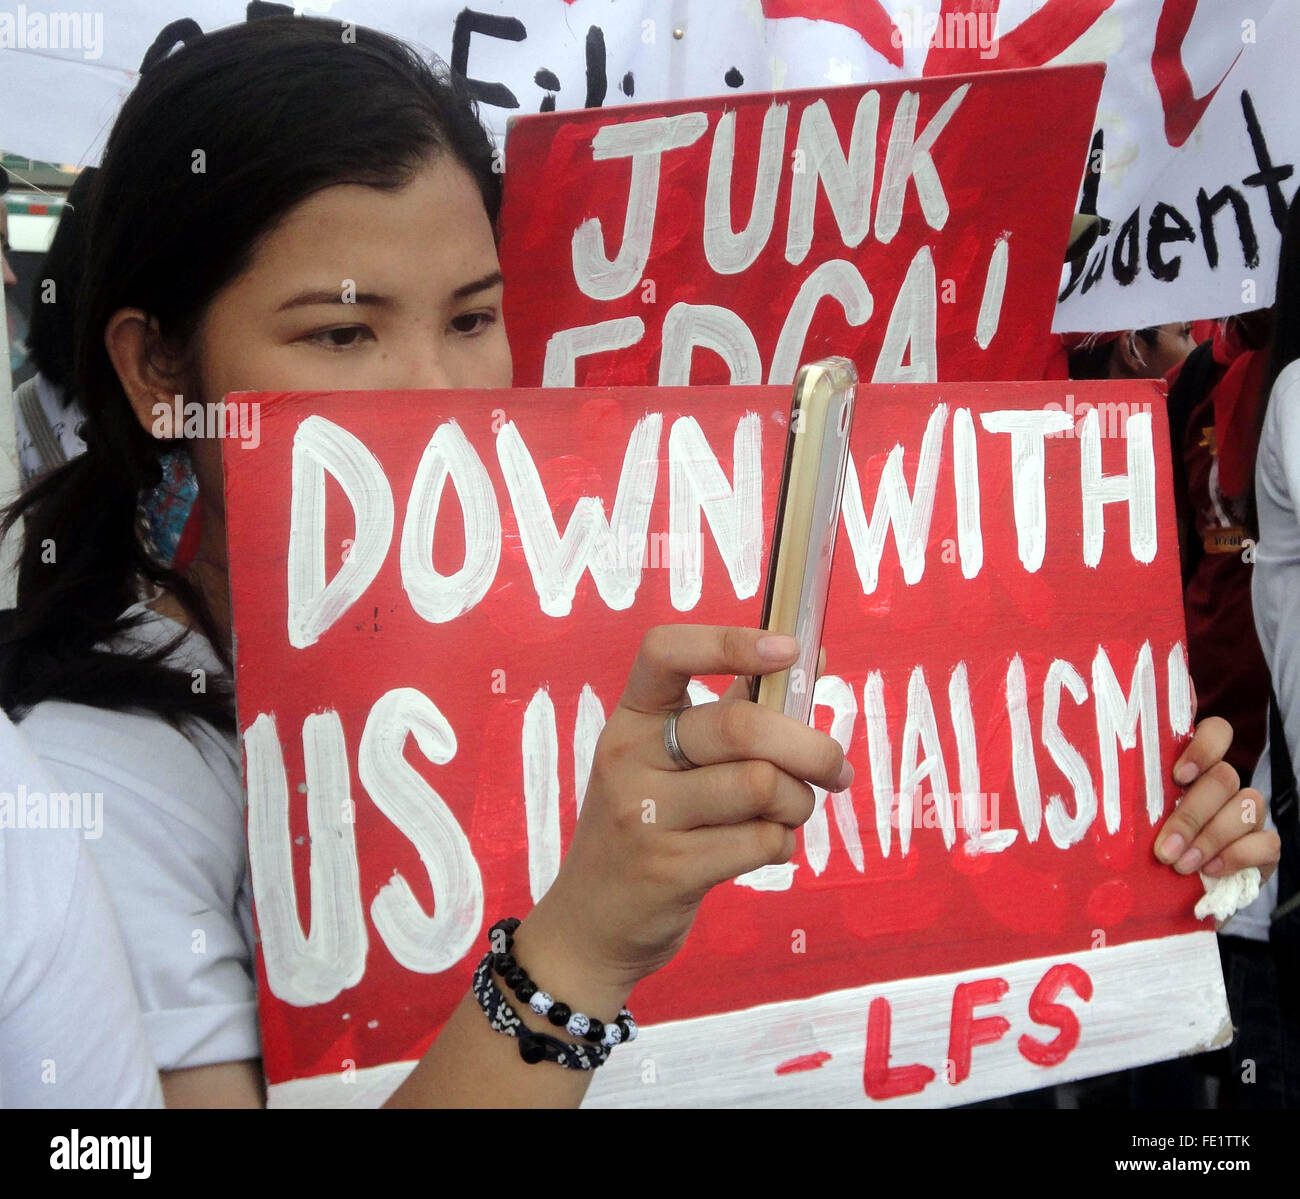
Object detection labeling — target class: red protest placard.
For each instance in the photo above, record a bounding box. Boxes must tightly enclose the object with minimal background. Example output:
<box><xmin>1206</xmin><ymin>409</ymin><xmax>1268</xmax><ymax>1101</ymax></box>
<box><xmin>498</xmin><ymin>64</ymin><xmax>1103</xmax><ymax>389</ymax></box>
<box><xmin>223</xmin><ymin>378</ymin><xmax>1227</xmax><ymax>1108</ymax></box>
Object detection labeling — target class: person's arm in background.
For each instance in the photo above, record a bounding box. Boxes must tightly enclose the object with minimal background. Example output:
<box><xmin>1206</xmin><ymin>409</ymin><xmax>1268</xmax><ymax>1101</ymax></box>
<box><xmin>24</xmin><ymin>699</ymin><xmax>265</xmax><ymax>1110</ymax></box>
<box><xmin>0</xmin><ymin>714</ymin><xmax>162</xmax><ymax>1109</ymax></box>
<box><xmin>159</xmin><ymin>1062</ymin><xmax>262</xmax><ymax>1108</ymax></box>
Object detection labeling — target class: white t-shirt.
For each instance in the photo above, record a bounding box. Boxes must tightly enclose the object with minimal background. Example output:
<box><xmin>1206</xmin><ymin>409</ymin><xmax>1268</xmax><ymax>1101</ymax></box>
<box><xmin>18</xmin><ymin>603</ymin><xmax>259</xmax><ymax>1073</ymax></box>
<box><xmin>0</xmin><ymin>710</ymin><xmax>162</xmax><ymax>1107</ymax></box>
<box><xmin>1232</xmin><ymin>358</ymin><xmax>1300</xmax><ymax>941</ymax></box>
<box><xmin>13</xmin><ymin>372</ymin><xmax>87</xmax><ymax>483</ymax></box>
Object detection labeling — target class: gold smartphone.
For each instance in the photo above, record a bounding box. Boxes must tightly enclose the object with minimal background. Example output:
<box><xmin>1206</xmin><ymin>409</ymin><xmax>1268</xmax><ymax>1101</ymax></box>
<box><xmin>750</xmin><ymin>357</ymin><xmax>858</xmax><ymax>725</ymax></box>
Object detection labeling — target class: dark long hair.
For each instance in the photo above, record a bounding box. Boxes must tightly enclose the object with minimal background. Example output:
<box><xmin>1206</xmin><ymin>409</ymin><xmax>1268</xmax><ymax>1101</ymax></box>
<box><xmin>0</xmin><ymin>15</ymin><xmax>500</xmax><ymax>730</ymax></box>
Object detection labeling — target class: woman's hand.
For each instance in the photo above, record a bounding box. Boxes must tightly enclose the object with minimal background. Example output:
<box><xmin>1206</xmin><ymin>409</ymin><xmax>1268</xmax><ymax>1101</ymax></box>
<box><xmin>516</xmin><ymin>625</ymin><xmax>849</xmax><ymax>1010</ymax></box>
<box><xmin>1155</xmin><ymin>716</ymin><xmax>1280</xmax><ymax>882</ymax></box>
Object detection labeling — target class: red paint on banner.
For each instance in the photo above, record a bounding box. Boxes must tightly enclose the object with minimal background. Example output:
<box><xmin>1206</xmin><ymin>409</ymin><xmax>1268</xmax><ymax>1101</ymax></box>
<box><xmin>948</xmin><ymin>977</ymin><xmax>1012</xmax><ymax>1084</ymax></box>
<box><xmin>761</xmin><ymin>0</ymin><xmax>904</xmax><ymax>68</ymax></box>
<box><xmin>776</xmin><ymin>1050</ymin><xmax>833</xmax><ymax>1074</ymax></box>
<box><xmin>922</xmin><ymin>0</ymin><xmax>1116</xmax><ymax>77</ymax></box>
<box><xmin>1151</xmin><ymin>0</ymin><xmax>1241</xmax><ymax>148</ymax></box>
<box><xmin>864</xmin><ymin>997</ymin><xmax>936</xmax><ymax>1098</ymax></box>
<box><xmin>1018</xmin><ymin>963</ymin><xmax>1094</xmax><ymax>1067</ymax></box>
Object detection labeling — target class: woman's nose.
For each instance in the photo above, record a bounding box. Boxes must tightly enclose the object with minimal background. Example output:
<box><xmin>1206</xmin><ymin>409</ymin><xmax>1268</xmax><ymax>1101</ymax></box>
<box><xmin>385</xmin><ymin>340</ymin><xmax>455</xmax><ymax>391</ymax></box>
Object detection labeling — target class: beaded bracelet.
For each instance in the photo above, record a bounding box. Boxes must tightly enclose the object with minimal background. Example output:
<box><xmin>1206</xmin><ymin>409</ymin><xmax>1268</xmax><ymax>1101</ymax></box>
<box><xmin>471</xmin><ymin>953</ymin><xmax>608</xmax><ymax>1070</ymax></box>
<box><xmin>487</xmin><ymin>917</ymin><xmax>639</xmax><ymax>1051</ymax></box>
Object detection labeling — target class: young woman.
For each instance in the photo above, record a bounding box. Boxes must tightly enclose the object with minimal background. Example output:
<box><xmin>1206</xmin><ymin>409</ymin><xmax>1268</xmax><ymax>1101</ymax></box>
<box><xmin>0</xmin><ymin>16</ymin><xmax>1277</xmax><ymax>1108</ymax></box>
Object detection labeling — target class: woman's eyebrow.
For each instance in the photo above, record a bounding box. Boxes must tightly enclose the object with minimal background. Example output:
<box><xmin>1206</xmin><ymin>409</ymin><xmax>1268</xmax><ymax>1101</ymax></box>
<box><xmin>452</xmin><ymin>269</ymin><xmax>503</xmax><ymax>300</ymax></box>
<box><xmin>277</xmin><ymin>289</ymin><xmax>391</xmax><ymax>311</ymax></box>
<box><xmin>276</xmin><ymin>271</ymin><xmax>502</xmax><ymax>311</ymax></box>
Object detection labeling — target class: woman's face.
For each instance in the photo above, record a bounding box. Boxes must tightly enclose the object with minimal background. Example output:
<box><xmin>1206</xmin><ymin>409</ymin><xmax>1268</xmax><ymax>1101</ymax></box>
<box><xmin>184</xmin><ymin>155</ymin><xmax>511</xmax><ymax>516</ymax></box>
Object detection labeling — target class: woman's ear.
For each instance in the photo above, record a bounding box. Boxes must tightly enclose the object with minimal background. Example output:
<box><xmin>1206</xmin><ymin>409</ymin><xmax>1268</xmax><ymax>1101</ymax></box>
<box><xmin>1112</xmin><ymin>330</ymin><xmax>1148</xmax><ymax>378</ymax></box>
<box><xmin>104</xmin><ymin>308</ymin><xmax>188</xmax><ymax>438</ymax></box>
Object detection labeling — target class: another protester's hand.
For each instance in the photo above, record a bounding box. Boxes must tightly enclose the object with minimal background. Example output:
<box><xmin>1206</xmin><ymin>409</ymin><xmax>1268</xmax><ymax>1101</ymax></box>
<box><xmin>515</xmin><ymin>625</ymin><xmax>849</xmax><ymax>1013</ymax></box>
<box><xmin>1155</xmin><ymin>716</ymin><xmax>1280</xmax><ymax>883</ymax></box>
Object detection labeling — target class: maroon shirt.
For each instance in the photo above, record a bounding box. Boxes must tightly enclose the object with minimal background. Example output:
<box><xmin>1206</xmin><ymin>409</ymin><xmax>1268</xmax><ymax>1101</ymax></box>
<box><xmin>1171</xmin><ymin>325</ymin><xmax>1270</xmax><ymax>782</ymax></box>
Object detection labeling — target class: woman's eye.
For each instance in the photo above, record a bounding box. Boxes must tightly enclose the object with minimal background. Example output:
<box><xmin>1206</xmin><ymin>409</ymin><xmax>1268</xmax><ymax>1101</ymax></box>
<box><xmin>304</xmin><ymin>325</ymin><xmax>373</xmax><ymax>350</ymax></box>
<box><xmin>449</xmin><ymin>311</ymin><xmax>496</xmax><ymax>335</ymax></box>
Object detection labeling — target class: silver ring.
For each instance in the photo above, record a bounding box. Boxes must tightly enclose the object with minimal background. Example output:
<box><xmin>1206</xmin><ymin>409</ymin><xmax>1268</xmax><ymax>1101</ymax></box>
<box><xmin>663</xmin><ymin>706</ymin><xmax>699</xmax><ymax>770</ymax></box>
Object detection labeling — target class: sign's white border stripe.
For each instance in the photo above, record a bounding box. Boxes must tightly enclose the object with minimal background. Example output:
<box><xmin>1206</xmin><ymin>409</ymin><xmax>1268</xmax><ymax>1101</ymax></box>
<box><xmin>267</xmin><ymin>929</ymin><xmax>1228</xmax><ymax>1108</ymax></box>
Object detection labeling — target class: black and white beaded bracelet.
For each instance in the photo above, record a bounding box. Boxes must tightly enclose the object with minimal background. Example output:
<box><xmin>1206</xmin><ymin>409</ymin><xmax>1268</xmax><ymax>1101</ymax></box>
<box><xmin>487</xmin><ymin>917</ymin><xmax>639</xmax><ymax>1050</ymax></box>
<box><xmin>471</xmin><ymin>953</ymin><xmax>609</xmax><ymax>1070</ymax></box>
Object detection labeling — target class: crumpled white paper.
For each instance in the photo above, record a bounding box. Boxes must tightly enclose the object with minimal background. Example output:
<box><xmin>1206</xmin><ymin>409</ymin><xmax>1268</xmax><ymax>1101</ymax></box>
<box><xmin>1194</xmin><ymin>866</ymin><xmax>1262</xmax><ymax>923</ymax></box>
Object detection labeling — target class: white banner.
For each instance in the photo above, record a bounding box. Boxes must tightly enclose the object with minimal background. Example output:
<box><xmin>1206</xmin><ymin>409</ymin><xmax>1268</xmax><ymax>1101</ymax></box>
<box><xmin>1</xmin><ymin>0</ymin><xmax>1295</xmax><ymax>334</ymax></box>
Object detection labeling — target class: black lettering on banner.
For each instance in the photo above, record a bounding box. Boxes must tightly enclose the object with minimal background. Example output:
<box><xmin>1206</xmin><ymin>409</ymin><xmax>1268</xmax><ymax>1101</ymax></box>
<box><xmin>1058</xmin><ymin>128</ymin><xmax>1112</xmax><ymax>302</ymax></box>
<box><xmin>1062</xmin><ymin>91</ymin><xmax>1293</xmax><ymax>302</ymax></box>
<box><xmin>1111</xmin><ymin>208</ymin><xmax>1140</xmax><ymax>286</ymax></box>
<box><xmin>451</xmin><ymin>9</ymin><xmax>526</xmax><ymax>109</ymax></box>
<box><xmin>1079</xmin><ymin>246</ymin><xmax>1106</xmax><ymax>295</ymax></box>
<box><xmin>1239</xmin><ymin>89</ymin><xmax>1294</xmax><ymax>232</ymax></box>
<box><xmin>536</xmin><ymin>67</ymin><xmax>560</xmax><ymax>113</ymax></box>
<box><xmin>1080</xmin><ymin>128</ymin><xmax>1111</xmax><ymax>233</ymax></box>
<box><xmin>1146</xmin><ymin>202</ymin><xmax>1195</xmax><ymax>282</ymax></box>
<box><xmin>1058</xmin><ymin>259</ymin><xmax>1082</xmax><ymax>301</ymax></box>
<box><xmin>1196</xmin><ymin>184</ymin><xmax>1258</xmax><ymax>269</ymax></box>
<box><xmin>585</xmin><ymin>25</ymin><xmax>607</xmax><ymax>108</ymax></box>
